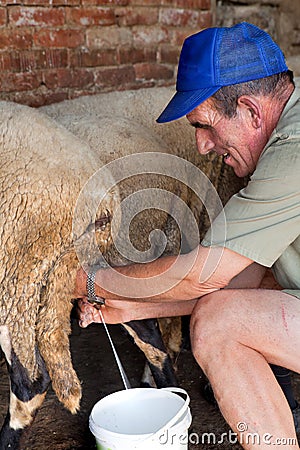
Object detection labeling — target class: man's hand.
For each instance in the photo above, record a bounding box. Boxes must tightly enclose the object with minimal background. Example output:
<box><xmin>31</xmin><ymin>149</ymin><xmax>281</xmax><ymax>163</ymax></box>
<box><xmin>74</xmin><ymin>268</ymin><xmax>141</xmax><ymax>326</ymax></box>
<box><xmin>76</xmin><ymin>299</ymin><xmax>102</xmax><ymax>328</ymax></box>
<box><xmin>76</xmin><ymin>296</ymin><xmax>200</xmax><ymax>327</ymax></box>
<box><xmin>76</xmin><ymin>298</ymin><xmax>145</xmax><ymax>327</ymax></box>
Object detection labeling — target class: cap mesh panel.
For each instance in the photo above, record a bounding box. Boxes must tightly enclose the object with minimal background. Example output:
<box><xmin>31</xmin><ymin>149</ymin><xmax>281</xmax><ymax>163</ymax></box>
<box><xmin>216</xmin><ymin>24</ymin><xmax>286</xmax><ymax>85</ymax></box>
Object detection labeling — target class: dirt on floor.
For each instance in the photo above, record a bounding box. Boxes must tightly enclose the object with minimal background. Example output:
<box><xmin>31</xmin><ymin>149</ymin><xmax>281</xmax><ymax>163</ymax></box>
<box><xmin>0</xmin><ymin>317</ymin><xmax>299</xmax><ymax>450</ymax></box>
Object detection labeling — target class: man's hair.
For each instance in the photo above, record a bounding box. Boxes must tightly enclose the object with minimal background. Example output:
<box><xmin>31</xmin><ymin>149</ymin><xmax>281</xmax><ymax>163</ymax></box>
<box><xmin>211</xmin><ymin>70</ymin><xmax>294</xmax><ymax>118</ymax></box>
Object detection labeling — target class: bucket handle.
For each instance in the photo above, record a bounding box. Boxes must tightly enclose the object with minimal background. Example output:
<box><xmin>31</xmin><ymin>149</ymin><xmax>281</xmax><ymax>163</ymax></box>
<box><xmin>150</xmin><ymin>387</ymin><xmax>190</xmax><ymax>441</ymax></box>
<box><xmin>135</xmin><ymin>387</ymin><xmax>190</xmax><ymax>447</ymax></box>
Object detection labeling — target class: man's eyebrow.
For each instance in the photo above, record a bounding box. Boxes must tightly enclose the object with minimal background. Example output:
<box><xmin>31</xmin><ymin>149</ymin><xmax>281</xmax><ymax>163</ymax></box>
<box><xmin>189</xmin><ymin>121</ymin><xmax>211</xmax><ymax>129</ymax></box>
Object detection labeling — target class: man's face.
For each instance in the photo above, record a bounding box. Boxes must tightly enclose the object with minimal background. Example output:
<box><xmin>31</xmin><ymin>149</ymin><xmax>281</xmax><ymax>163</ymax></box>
<box><xmin>186</xmin><ymin>98</ymin><xmax>265</xmax><ymax>178</ymax></box>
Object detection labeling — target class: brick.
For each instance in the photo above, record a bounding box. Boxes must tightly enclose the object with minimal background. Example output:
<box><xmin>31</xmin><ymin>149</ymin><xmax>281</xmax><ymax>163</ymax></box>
<box><xmin>43</xmin><ymin>68</ymin><xmax>94</xmax><ymax>89</ymax></box>
<box><xmin>7</xmin><ymin>89</ymin><xmax>69</xmax><ymax>107</ymax></box>
<box><xmin>82</xmin><ymin>0</ymin><xmax>128</xmax><ymax>5</ymax></box>
<box><xmin>119</xmin><ymin>46</ymin><xmax>156</xmax><ymax>64</ymax></box>
<box><xmin>176</xmin><ymin>0</ymin><xmax>211</xmax><ymax>8</ymax></box>
<box><xmin>0</xmin><ymin>49</ymin><xmax>68</xmax><ymax>72</ymax></box>
<box><xmin>115</xmin><ymin>7</ymin><xmax>158</xmax><ymax>27</ymax></box>
<box><xmin>0</xmin><ymin>7</ymin><xmax>6</xmax><ymax>26</ymax></box>
<box><xmin>9</xmin><ymin>7</ymin><xmax>65</xmax><ymax>27</ymax></box>
<box><xmin>201</xmin><ymin>0</ymin><xmax>211</xmax><ymax>9</ymax></box>
<box><xmin>129</xmin><ymin>0</ymin><xmax>169</xmax><ymax>5</ymax></box>
<box><xmin>2</xmin><ymin>0</ymin><xmax>80</xmax><ymax>4</ymax></box>
<box><xmin>34</xmin><ymin>29</ymin><xmax>84</xmax><ymax>48</ymax></box>
<box><xmin>198</xmin><ymin>10</ymin><xmax>212</xmax><ymax>28</ymax></box>
<box><xmin>86</xmin><ymin>27</ymin><xmax>132</xmax><ymax>49</ymax></box>
<box><xmin>0</xmin><ymin>52</ymin><xmax>15</xmax><ymax>71</ymax></box>
<box><xmin>25</xmin><ymin>0</ymin><xmax>80</xmax><ymax>4</ymax></box>
<box><xmin>31</xmin><ymin>49</ymin><xmax>69</xmax><ymax>69</ymax></box>
<box><xmin>95</xmin><ymin>65</ymin><xmax>136</xmax><ymax>88</ymax></box>
<box><xmin>134</xmin><ymin>62</ymin><xmax>174</xmax><ymax>80</ymax></box>
<box><xmin>66</xmin><ymin>7</ymin><xmax>116</xmax><ymax>26</ymax></box>
<box><xmin>40</xmin><ymin>90</ymin><xmax>69</xmax><ymax>106</ymax></box>
<box><xmin>159</xmin><ymin>8</ymin><xmax>200</xmax><ymax>27</ymax></box>
<box><xmin>0</xmin><ymin>70</ymin><xmax>42</xmax><ymax>92</ymax></box>
<box><xmin>70</xmin><ymin>48</ymin><xmax>118</xmax><ymax>67</ymax></box>
<box><xmin>133</xmin><ymin>26</ymin><xmax>169</xmax><ymax>46</ymax></box>
<box><xmin>40</xmin><ymin>48</ymin><xmax>69</xmax><ymax>68</ymax></box>
<box><xmin>159</xmin><ymin>44</ymin><xmax>180</xmax><ymax>64</ymax></box>
<box><xmin>129</xmin><ymin>0</ymin><xmax>179</xmax><ymax>5</ymax></box>
<box><xmin>0</xmin><ymin>29</ymin><xmax>33</xmax><ymax>49</ymax></box>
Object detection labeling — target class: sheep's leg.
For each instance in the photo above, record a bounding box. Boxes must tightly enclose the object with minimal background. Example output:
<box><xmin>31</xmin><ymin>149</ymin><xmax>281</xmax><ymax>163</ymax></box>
<box><xmin>37</xmin><ymin>324</ymin><xmax>81</xmax><ymax>414</ymax></box>
<box><xmin>123</xmin><ymin>319</ymin><xmax>178</xmax><ymax>388</ymax></box>
<box><xmin>0</xmin><ymin>326</ymin><xmax>50</xmax><ymax>450</ymax></box>
<box><xmin>36</xmin><ymin>255</ymin><xmax>82</xmax><ymax>414</ymax></box>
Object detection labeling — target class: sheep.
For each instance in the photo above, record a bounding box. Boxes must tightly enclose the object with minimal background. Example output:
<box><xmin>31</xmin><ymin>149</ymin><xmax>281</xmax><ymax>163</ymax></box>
<box><xmin>0</xmin><ymin>104</ymin><xmax>186</xmax><ymax>448</ymax></box>
<box><xmin>0</xmin><ymin>87</ymin><xmax>245</xmax><ymax>448</ymax></box>
<box><xmin>40</xmin><ymin>86</ymin><xmax>244</xmax><ymax>245</ymax></box>
<box><xmin>0</xmin><ymin>98</ymin><xmax>188</xmax><ymax>448</ymax></box>
<box><xmin>40</xmin><ymin>87</ymin><xmax>244</xmax><ymax>385</ymax></box>
<box><xmin>0</xmin><ymin>100</ymin><xmax>126</xmax><ymax>448</ymax></box>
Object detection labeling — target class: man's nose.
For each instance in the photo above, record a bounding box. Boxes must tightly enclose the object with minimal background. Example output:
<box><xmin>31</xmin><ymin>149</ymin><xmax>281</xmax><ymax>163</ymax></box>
<box><xmin>195</xmin><ymin>129</ymin><xmax>215</xmax><ymax>155</ymax></box>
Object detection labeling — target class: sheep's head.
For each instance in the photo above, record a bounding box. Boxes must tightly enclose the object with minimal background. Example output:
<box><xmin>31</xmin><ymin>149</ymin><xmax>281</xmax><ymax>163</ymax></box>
<box><xmin>92</xmin><ymin>205</ymin><xmax>115</xmax><ymax>256</ymax></box>
<box><xmin>72</xmin><ymin>169</ymin><xmax>120</xmax><ymax>268</ymax></box>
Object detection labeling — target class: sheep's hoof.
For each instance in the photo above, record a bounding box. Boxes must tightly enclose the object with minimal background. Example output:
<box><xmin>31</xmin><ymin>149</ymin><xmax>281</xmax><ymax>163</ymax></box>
<box><xmin>52</xmin><ymin>375</ymin><xmax>82</xmax><ymax>414</ymax></box>
<box><xmin>64</xmin><ymin>391</ymin><xmax>81</xmax><ymax>415</ymax></box>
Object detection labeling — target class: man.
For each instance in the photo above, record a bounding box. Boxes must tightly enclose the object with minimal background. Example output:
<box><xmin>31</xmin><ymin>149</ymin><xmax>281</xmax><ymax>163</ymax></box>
<box><xmin>76</xmin><ymin>23</ymin><xmax>300</xmax><ymax>448</ymax></box>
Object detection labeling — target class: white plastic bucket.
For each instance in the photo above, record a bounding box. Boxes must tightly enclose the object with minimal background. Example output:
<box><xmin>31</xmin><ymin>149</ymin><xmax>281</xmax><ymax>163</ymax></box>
<box><xmin>89</xmin><ymin>387</ymin><xmax>192</xmax><ymax>450</ymax></box>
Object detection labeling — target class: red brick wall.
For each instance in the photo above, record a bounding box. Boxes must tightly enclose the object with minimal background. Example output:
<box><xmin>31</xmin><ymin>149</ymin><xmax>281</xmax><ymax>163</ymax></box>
<box><xmin>0</xmin><ymin>0</ymin><xmax>212</xmax><ymax>106</ymax></box>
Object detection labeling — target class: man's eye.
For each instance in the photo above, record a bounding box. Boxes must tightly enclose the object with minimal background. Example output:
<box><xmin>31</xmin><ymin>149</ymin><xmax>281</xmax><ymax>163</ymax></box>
<box><xmin>191</xmin><ymin>122</ymin><xmax>211</xmax><ymax>130</ymax></box>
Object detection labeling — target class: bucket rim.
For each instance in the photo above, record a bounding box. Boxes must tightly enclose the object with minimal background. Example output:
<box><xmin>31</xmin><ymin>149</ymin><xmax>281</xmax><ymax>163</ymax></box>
<box><xmin>89</xmin><ymin>387</ymin><xmax>192</xmax><ymax>442</ymax></box>
<box><xmin>89</xmin><ymin>409</ymin><xmax>192</xmax><ymax>442</ymax></box>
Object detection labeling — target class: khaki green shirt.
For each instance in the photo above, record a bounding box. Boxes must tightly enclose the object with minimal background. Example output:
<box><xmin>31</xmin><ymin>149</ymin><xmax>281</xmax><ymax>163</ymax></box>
<box><xmin>202</xmin><ymin>83</ymin><xmax>300</xmax><ymax>292</ymax></box>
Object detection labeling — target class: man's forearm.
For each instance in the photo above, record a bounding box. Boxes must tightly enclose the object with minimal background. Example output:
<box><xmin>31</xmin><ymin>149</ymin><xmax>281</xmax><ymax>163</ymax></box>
<box><xmin>95</xmin><ymin>252</ymin><xmax>197</xmax><ymax>301</ymax></box>
<box><xmin>76</xmin><ymin>245</ymin><xmax>253</xmax><ymax>303</ymax></box>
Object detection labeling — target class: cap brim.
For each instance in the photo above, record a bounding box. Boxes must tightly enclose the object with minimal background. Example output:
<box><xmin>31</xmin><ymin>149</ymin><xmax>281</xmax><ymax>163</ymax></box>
<box><xmin>156</xmin><ymin>86</ymin><xmax>221</xmax><ymax>123</ymax></box>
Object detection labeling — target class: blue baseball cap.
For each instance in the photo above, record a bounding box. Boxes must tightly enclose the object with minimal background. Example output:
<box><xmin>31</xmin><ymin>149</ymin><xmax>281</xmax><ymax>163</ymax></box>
<box><xmin>157</xmin><ymin>22</ymin><xmax>288</xmax><ymax>123</ymax></box>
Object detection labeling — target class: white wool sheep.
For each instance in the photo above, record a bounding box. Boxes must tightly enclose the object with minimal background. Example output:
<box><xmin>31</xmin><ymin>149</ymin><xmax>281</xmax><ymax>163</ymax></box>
<box><xmin>0</xmin><ymin>87</ymin><xmax>244</xmax><ymax>448</ymax></box>
<box><xmin>0</xmin><ymin>100</ymin><xmax>121</xmax><ymax>447</ymax></box>
<box><xmin>40</xmin><ymin>87</ymin><xmax>244</xmax><ymax>368</ymax></box>
<box><xmin>40</xmin><ymin>87</ymin><xmax>243</xmax><ymax>250</ymax></box>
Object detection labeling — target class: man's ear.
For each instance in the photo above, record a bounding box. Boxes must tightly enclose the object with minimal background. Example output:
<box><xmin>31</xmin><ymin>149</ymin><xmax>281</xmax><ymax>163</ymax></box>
<box><xmin>237</xmin><ymin>95</ymin><xmax>262</xmax><ymax>129</ymax></box>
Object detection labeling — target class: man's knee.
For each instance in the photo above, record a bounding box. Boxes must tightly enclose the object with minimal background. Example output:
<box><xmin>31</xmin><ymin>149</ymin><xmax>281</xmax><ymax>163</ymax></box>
<box><xmin>190</xmin><ymin>290</ymin><xmax>241</xmax><ymax>366</ymax></box>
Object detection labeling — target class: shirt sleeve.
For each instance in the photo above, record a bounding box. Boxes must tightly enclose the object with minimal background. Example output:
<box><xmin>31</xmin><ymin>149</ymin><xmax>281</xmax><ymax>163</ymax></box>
<box><xmin>202</xmin><ymin>141</ymin><xmax>300</xmax><ymax>267</ymax></box>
